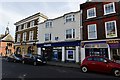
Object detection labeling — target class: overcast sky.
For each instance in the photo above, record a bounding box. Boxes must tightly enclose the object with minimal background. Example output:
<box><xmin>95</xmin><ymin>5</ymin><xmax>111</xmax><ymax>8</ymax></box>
<box><xmin>0</xmin><ymin>0</ymin><xmax>86</xmax><ymax>38</ymax></box>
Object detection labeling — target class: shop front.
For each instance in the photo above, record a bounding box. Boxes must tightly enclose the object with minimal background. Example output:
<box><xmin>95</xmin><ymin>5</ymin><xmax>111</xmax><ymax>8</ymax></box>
<box><xmin>81</xmin><ymin>41</ymin><xmax>110</xmax><ymax>63</ymax></box>
<box><xmin>107</xmin><ymin>40</ymin><xmax>120</xmax><ymax>61</ymax></box>
<box><xmin>81</xmin><ymin>40</ymin><xmax>120</xmax><ymax>63</ymax></box>
<box><xmin>37</xmin><ymin>41</ymin><xmax>81</xmax><ymax>63</ymax></box>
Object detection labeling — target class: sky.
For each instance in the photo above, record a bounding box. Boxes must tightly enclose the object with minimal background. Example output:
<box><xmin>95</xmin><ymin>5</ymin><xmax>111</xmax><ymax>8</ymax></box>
<box><xmin>0</xmin><ymin>0</ymin><xmax>86</xmax><ymax>39</ymax></box>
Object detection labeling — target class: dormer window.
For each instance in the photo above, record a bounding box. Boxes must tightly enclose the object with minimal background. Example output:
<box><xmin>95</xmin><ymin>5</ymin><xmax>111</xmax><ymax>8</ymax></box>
<box><xmin>87</xmin><ymin>7</ymin><xmax>96</xmax><ymax>19</ymax></box>
<box><xmin>45</xmin><ymin>21</ymin><xmax>52</xmax><ymax>28</ymax></box>
<box><xmin>65</xmin><ymin>15</ymin><xmax>75</xmax><ymax>23</ymax></box>
<box><xmin>104</xmin><ymin>2</ymin><xmax>115</xmax><ymax>15</ymax></box>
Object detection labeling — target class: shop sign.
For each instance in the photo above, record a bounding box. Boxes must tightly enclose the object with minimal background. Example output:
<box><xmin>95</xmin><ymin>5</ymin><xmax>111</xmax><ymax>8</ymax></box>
<box><xmin>106</xmin><ymin>40</ymin><xmax>119</xmax><ymax>44</ymax></box>
<box><xmin>44</xmin><ymin>44</ymin><xmax>51</xmax><ymax>47</ymax></box>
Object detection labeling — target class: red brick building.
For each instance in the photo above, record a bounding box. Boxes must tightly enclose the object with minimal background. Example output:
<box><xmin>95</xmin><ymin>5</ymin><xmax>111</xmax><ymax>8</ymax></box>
<box><xmin>80</xmin><ymin>2</ymin><xmax>120</xmax><ymax>62</ymax></box>
<box><xmin>0</xmin><ymin>27</ymin><xmax>14</xmax><ymax>56</ymax></box>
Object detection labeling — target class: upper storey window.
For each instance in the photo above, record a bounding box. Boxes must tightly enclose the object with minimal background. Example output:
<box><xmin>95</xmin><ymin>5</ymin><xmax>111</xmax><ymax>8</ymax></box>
<box><xmin>30</xmin><ymin>21</ymin><xmax>35</xmax><ymax>27</ymax></box>
<box><xmin>24</xmin><ymin>23</ymin><xmax>27</xmax><ymax>29</ymax></box>
<box><xmin>65</xmin><ymin>15</ymin><xmax>75</xmax><ymax>23</ymax></box>
<box><xmin>18</xmin><ymin>25</ymin><xmax>21</xmax><ymax>31</ymax></box>
<box><xmin>104</xmin><ymin>2</ymin><xmax>115</xmax><ymax>15</ymax></box>
<box><xmin>45</xmin><ymin>21</ymin><xmax>52</xmax><ymax>28</ymax></box>
<box><xmin>87</xmin><ymin>7</ymin><xmax>96</xmax><ymax>19</ymax></box>
<box><xmin>105</xmin><ymin>20</ymin><xmax>117</xmax><ymax>38</ymax></box>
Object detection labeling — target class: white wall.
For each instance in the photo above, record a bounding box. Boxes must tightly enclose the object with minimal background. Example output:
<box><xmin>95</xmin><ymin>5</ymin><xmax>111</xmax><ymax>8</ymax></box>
<box><xmin>38</xmin><ymin>12</ymin><xmax>81</xmax><ymax>43</ymax></box>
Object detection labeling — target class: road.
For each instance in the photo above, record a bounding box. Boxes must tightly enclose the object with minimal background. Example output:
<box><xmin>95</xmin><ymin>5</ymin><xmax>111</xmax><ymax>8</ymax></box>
<box><xmin>1</xmin><ymin>58</ymin><xmax>120</xmax><ymax>80</ymax></box>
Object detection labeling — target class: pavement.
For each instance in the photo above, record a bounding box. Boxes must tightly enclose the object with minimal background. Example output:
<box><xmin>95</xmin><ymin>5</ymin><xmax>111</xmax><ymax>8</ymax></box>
<box><xmin>47</xmin><ymin>61</ymin><xmax>80</xmax><ymax>69</ymax></box>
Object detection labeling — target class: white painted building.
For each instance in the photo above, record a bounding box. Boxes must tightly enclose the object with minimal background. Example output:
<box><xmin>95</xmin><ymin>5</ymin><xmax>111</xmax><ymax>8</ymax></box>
<box><xmin>37</xmin><ymin>11</ymin><xmax>82</xmax><ymax>63</ymax></box>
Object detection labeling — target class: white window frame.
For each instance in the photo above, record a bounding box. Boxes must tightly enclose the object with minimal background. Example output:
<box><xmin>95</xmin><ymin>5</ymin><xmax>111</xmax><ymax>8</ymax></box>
<box><xmin>45</xmin><ymin>33</ymin><xmax>51</xmax><ymax>41</ymax></box>
<box><xmin>87</xmin><ymin>7</ymin><xmax>96</xmax><ymax>19</ymax></box>
<box><xmin>65</xmin><ymin>29</ymin><xmax>76</xmax><ymax>39</ymax></box>
<box><xmin>88</xmin><ymin>24</ymin><xmax>97</xmax><ymax>39</ymax></box>
<box><xmin>18</xmin><ymin>25</ymin><xmax>21</xmax><ymax>31</ymax></box>
<box><xmin>105</xmin><ymin>20</ymin><xmax>117</xmax><ymax>38</ymax></box>
<box><xmin>30</xmin><ymin>21</ymin><xmax>34</xmax><ymax>27</ymax></box>
<box><xmin>29</xmin><ymin>31</ymin><xmax>34</xmax><ymax>41</ymax></box>
<box><xmin>23</xmin><ymin>32</ymin><xmax>27</xmax><ymax>42</ymax></box>
<box><xmin>45</xmin><ymin>21</ymin><xmax>52</xmax><ymax>28</ymax></box>
<box><xmin>65</xmin><ymin>14</ymin><xmax>75</xmax><ymax>23</ymax></box>
<box><xmin>66</xmin><ymin>50</ymin><xmax>75</xmax><ymax>61</ymax></box>
<box><xmin>24</xmin><ymin>23</ymin><xmax>27</xmax><ymax>29</ymax></box>
<box><xmin>17</xmin><ymin>34</ymin><xmax>20</xmax><ymax>42</ymax></box>
<box><xmin>104</xmin><ymin>2</ymin><xmax>116</xmax><ymax>15</ymax></box>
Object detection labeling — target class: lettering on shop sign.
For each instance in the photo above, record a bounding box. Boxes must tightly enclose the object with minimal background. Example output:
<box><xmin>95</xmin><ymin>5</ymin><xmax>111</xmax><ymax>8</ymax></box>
<box><xmin>44</xmin><ymin>44</ymin><xmax>51</xmax><ymax>47</ymax></box>
<box><xmin>106</xmin><ymin>40</ymin><xmax>119</xmax><ymax>44</ymax></box>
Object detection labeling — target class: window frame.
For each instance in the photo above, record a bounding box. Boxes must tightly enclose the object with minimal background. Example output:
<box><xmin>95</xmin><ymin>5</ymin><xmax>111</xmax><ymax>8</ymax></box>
<box><xmin>17</xmin><ymin>34</ymin><xmax>21</xmax><ymax>42</ymax></box>
<box><xmin>29</xmin><ymin>31</ymin><xmax>34</xmax><ymax>41</ymax></box>
<box><xmin>30</xmin><ymin>21</ymin><xmax>35</xmax><ymax>27</ymax></box>
<box><xmin>65</xmin><ymin>14</ymin><xmax>75</xmax><ymax>23</ymax></box>
<box><xmin>45</xmin><ymin>21</ymin><xmax>52</xmax><ymax>28</ymax></box>
<box><xmin>104</xmin><ymin>2</ymin><xmax>116</xmax><ymax>15</ymax></box>
<box><xmin>87</xmin><ymin>7</ymin><xmax>96</xmax><ymax>19</ymax></box>
<box><xmin>45</xmin><ymin>33</ymin><xmax>51</xmax><ymax>41</ymax></box>
<box><xmin>23</xmin><ymin>32</ymin><xmax>27</xmax><ymax>42</ymax></box>
<box><xmin>87</xmin><ymin>24</ymin><xmax>97</xmax><ymax>39</ymax></box>
<box><xmin>66</xmin><ymin>50</ymin><xmax>75</xmax><ymax>61</ymax></box>
<box><xmin>105</xmin><ymin>20</ymin><xmax>117</xmax><ymax>38</ymax></box>
<box><xmin>65</xmin><ymin>29</ymin><xmax>76</xmax><ymax>39</ymax></box>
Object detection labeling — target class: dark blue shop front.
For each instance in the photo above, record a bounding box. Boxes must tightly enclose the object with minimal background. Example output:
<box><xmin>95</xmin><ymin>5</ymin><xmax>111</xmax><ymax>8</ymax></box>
<box><xmin>37</xmin><ymin>41</ymin><xmax>80</xmax><ymax>62</ymax></box>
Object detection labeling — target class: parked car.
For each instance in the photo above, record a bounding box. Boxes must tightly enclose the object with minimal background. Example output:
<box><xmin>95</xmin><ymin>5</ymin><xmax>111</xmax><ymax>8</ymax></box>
<box><xmin>81</xmin><ymin>56</ymin><xmax>120</xmax><ymax>77</ymax></box>
<box><xmin>6</xmin><ymin>54</ymin><xmax>22</xmax><ymax>62</ymax></box>
<box><xmin>22</xmin><ymin>54</ymin><xmax>47</xmax><ymax>66</ymax></box>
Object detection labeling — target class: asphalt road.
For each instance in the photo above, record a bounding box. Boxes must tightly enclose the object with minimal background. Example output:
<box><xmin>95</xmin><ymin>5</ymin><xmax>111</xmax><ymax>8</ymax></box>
<box><xmin>1</xmin><ymin>58</ymin><xmax>120</xmax><ymax>80</ymax></box>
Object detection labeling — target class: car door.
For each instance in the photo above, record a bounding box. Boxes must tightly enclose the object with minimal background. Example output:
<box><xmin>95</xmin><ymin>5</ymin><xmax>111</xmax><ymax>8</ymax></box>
<box><xmin>85</xmin><ymin>57</ymin><xmax>96</xmax><ymax>71</ymax></box>
<box><xmin>93</xmin><ymin>57</ymin><xmax>109</xmax><ymax>72</ymax></box>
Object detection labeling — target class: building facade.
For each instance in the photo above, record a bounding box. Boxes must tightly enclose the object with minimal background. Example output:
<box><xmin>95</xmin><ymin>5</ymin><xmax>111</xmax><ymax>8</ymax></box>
<box><xmin>37</xmin><ymin>11</ymin><xmax>82</xmax><ymax>63</ymax></box>
<box><xmin>14</xmin><ymin>12</ymin><xmax>48</xmax><ymax>55</ymax></box>
<box><xmin>0</xmin><ymin>27</ymin><xmax>14</xmax><ymax>56</ymax></box>
<box><xmin>80</xmin><ymin>2</ymin><xmax>120</xmax><ymax>62</ymax></box>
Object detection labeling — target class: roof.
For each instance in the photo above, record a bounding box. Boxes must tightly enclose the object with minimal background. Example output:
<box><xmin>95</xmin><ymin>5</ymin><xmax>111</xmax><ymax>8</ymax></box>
<box><xmin>0</xmin><ymin>34</ymin><xmax>14</xmax><ymax>42</ymax></box>
<box><xmin>39</xmin><ymin>11</ymin><xmax>80</xmax><ymax>24</ymax></box>
<box><xmin>14</xmin><ymin>12</ymin><xmax>48</xmax><ymax>25</ymax></box>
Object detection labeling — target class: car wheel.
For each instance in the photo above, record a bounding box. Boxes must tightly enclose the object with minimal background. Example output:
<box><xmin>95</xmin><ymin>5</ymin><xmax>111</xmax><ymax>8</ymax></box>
<box><xmin>33</xmin><ymin>62</ymin><xmax>37</xmax><ymax>66</ymax></box>
<box><xmin>22</xmin><ymin>60</ymin><xmax>25</xmax><ymax>64</ymax></box>
<box><xmin>113</xmin><ymin>69</ymin><xmax>120</xmax><ymax>77</ymax></box>
<box><xmin>81</xmin><ymin>66</ymin><xmax>88</xmax><ymax>73</ymax></box>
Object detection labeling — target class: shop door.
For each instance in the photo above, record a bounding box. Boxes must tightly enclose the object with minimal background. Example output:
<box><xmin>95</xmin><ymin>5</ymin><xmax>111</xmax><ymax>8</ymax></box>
<box><xmin>53</xmin><ymin>50</ymin><xmax>58</xmax><ymax>61</ymax></box>
<box><xmin>58</xmin><ymin>50</ymin><xmax>62</xmax><ymax>61</ymax></box>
